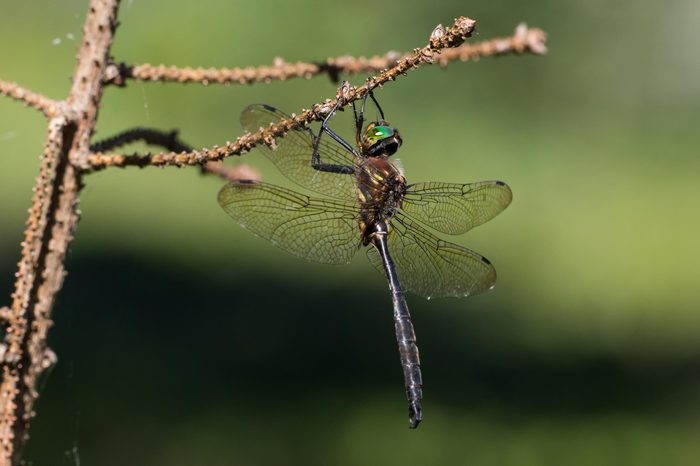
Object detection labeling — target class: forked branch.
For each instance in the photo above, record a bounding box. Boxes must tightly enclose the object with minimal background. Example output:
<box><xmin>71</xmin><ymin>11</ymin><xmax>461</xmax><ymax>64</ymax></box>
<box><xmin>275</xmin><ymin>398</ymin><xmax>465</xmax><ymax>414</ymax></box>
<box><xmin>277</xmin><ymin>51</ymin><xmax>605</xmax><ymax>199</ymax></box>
<box><xmin>89</xmin><ymin>16</ymin><xmax>478</xmax><ymax>169</ymax></box>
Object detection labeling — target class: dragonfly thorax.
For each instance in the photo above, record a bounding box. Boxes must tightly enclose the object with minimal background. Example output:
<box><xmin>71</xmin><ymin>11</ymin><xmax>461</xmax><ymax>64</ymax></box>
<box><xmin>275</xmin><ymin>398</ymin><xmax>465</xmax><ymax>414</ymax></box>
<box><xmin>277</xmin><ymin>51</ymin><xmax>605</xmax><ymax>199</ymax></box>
<box><xmin>356</xmin><ymin>156</ymin><xmax>407</xmax><ymax>246</ymax></box>
<box><xmin>361</xmin><ymin>121</ymin><xmax>402</xmax><ymax>157</ymax></box>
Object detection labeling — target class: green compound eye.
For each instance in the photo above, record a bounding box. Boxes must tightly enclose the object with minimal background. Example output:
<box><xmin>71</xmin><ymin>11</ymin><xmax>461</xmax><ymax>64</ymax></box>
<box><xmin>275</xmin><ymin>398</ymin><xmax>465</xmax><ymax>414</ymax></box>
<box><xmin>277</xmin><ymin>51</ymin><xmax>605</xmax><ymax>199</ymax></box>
<box><xmin>365</xmin><ymin>125</ymin><xmax>394</xmax><ymax>145</ymax></box>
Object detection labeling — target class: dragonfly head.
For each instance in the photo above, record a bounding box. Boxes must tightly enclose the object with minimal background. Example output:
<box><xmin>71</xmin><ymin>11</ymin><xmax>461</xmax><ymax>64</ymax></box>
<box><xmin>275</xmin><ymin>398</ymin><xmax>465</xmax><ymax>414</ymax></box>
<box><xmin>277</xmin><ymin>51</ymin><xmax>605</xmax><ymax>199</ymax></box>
<box><xmin>362</xmin><ymin>122</ymin><xmax>402</xmax><ymax>157</ymax></box>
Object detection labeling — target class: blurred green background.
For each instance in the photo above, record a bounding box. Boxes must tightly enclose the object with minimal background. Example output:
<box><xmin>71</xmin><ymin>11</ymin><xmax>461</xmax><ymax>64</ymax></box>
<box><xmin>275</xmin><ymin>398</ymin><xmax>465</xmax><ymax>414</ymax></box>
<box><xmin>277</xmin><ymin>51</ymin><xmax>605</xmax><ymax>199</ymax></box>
<box><xmin>2</xmin><ymin>0</ymin><xmax>700</xmax><ymax>465</ymax></box>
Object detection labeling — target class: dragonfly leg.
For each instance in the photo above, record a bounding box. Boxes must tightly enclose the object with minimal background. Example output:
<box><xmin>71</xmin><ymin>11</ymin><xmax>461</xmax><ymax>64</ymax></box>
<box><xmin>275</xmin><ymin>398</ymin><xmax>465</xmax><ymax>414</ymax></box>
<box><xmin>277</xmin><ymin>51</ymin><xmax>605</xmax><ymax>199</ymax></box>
<box><xmin>368</xmin><ymin>91</ymin><xmax>386</xmax><ymax>121</ymax></box>
<box><xmin>354</xmin><ymin>88</ymin><xmax>386</xmax><ymax>143</ymax></box>
<box><xmin>354</xmin><ymin>91</ymin><xmax>369</xmax><ymax>143</ymax></box>
<box><xmin>310</xmin><ymin>100</ymin><xmax>357</xmax><ymax>175</ymax></box>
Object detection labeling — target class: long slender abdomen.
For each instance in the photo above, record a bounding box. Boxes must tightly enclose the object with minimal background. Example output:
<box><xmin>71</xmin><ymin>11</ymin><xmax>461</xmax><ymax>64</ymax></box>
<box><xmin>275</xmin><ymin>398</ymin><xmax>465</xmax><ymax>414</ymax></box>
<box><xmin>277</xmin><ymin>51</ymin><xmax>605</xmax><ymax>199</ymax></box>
<box><xmin>370</xmin><ymin>221</ymin><xmax>423</xmax><ymax>428</ymax></box>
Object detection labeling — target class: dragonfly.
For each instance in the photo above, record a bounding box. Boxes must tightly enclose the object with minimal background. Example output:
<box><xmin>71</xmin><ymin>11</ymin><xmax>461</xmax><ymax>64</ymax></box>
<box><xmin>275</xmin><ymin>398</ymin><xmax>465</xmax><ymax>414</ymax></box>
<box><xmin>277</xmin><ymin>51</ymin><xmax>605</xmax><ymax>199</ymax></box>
<box><xmin>218</xmin><ymin>90</ymin><xmax>512</xmax><ymax>428</ymax></box>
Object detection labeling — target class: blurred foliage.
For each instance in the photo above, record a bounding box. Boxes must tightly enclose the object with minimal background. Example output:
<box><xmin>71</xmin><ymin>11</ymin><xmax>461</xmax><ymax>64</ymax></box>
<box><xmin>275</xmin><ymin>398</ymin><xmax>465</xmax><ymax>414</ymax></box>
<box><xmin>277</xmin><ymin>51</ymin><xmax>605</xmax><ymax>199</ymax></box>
<box><xmin>1</xmin><ymin>0</ymin><xmax>699</xmax><ymax>465</ymax></box>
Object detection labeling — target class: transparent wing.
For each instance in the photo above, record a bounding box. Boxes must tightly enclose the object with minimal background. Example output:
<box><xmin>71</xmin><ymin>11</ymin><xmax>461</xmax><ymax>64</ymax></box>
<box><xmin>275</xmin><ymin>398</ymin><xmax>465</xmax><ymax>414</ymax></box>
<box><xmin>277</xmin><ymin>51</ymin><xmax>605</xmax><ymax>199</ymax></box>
<box><xmin>401</xmin><ymin>181</ymin><xmax>512</xmax><ymax>235</ymax></box>
<box><xmin>367</xmin><ymin>213</ymin><xmax>497</xmax><ymax>299</ymax></box>
<box><xmin>241</xmin><ymin>104</ymin><xmax>358</xmax><ymax>199</ymax></box>
<box><xmin>218</xmin><ymin>181</ymin><xmax>361</xmax><ymax>265</ymax></box>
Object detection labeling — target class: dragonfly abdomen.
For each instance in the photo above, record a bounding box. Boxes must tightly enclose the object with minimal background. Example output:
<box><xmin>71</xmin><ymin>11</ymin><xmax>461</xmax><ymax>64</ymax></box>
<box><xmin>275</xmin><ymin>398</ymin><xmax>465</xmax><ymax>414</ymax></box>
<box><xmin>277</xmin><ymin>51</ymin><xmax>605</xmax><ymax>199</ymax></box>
<box><xmin>371</xmin><ymin>221</ymin><xmax>423</xmax><ymax>428</ymax></box>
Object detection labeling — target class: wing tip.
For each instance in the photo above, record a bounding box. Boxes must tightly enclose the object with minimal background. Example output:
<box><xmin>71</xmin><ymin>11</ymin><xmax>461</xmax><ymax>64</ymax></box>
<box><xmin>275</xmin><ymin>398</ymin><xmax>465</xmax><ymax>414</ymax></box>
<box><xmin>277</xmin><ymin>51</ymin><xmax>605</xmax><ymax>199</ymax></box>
<box><xmin>493</xmin><ymin>180</ymin><xmax>514</xmax><ymax>209</ymax></box>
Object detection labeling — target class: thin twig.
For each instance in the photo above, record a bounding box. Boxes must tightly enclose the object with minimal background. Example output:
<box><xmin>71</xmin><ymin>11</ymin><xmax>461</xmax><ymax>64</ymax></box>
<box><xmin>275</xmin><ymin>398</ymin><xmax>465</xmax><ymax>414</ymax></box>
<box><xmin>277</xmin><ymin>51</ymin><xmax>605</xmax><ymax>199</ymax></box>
<box><xmin>88</xmin><ymin>16</ymin><xmax>477</xmax><ymax>169</ymax></box>
<box><xmin>0</xmin><ymin>80</ymin><xmax>63</xmax><ymax>118</ymax></box>
<box><xmin>89</xmin><ymin>127</ymin><xmax>260</xmax><ymax>181</ymax></box>
<box><xmin>437</xmin><ymin>23</ymin><xmax>547</xmax><ymax>65</ymax></box>
<box><xmin>90</xmin><ymin>127</ymin><xmax>192</xmax><ymax>153</ymax></box>
<box><xmin>0</xmin><ymin>1</ymin><xmax>121</xmax><ymax>463</ymax></box>
<box><xmin>103</xmin><ymin>23</ymin><xmax>544</xmax><ymax>86</ymax></box>
<box><xmin>203</xmin><ymin>161</ymin><xmax>261</xmax><ymax>182</ymax></box>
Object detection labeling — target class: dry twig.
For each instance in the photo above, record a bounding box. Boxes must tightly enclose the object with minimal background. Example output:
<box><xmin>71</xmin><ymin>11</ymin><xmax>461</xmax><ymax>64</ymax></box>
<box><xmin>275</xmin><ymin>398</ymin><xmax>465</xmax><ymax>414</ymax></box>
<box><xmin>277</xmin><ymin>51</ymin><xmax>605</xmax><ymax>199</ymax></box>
<box><xmin>0</xmin><ymin>80</ymin><xmax>62</xmax><ymax>118</ymax></box>
<box><xmin>437</xmin><ymin>23</ymin><xmax>547</xmax><ymax>64</ymax></box>
<box><xmin>202</xmin><ymin>161</ymin><xmax>261</xmax><ymax>182</ymax></box>
<box><xmin>90</xmin><ymin>127</ymin><xmax>192</xmax><ymax>153</ymax></box>
<box><xmin>89</xmin><ymin>16</ymin><xmax>477</xmax><ymax>169</ymax></box>
<box><xmin>103</xmin><ymin>23</ymin><xmax>545</xmax><ymax>86</ymax></box>
<box><xmin>89</xmin><ymin>127</ymin><xmax>260</xmax><ymax>181</ymax></box>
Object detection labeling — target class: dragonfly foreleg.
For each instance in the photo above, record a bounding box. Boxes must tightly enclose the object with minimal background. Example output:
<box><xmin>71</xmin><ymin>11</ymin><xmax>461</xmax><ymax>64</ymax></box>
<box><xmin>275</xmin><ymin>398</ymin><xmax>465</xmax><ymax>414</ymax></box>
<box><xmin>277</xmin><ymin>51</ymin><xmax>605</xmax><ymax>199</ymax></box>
<box><xmin>354</xmin><ymin>88</ymin><xmax>385</xmax><ymax>143</ymax></box>
<box><xmin>310</xmin><ymin>99</ymin><xmax>357</xmax><ymax>175</ymax></box>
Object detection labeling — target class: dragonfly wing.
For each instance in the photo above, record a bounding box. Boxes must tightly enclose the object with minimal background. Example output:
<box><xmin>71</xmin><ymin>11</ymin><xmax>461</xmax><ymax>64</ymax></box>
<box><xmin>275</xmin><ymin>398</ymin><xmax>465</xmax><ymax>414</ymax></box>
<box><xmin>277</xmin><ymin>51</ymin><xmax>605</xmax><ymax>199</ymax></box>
<box><xmin>219</xmin><ymin>181</ymin><xmax>361</xmax><ymax>265</ymax></box>
<box><xmin>367</xmin><ymin>213</ymin><xmax>497</xmax><ymax>299</ymax></box>
<box><xmin>241</xmin><ymin>104</ymin><xmax>357</xmax><ymax>199</ymax></box>
<box><xmin>401</xmin><ymin>181</ymin><xmax>512</xmax><ymax>235</ymax></box>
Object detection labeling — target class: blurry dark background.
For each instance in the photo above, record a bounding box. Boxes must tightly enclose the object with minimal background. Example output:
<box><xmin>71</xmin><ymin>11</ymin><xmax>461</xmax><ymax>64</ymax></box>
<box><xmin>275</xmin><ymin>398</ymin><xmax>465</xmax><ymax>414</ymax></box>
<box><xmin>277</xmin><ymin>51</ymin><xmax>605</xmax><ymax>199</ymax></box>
<box><xmin>1</xmin><ymin>0</ymin><xmax>699</xmax><ymax>465</ymax></box>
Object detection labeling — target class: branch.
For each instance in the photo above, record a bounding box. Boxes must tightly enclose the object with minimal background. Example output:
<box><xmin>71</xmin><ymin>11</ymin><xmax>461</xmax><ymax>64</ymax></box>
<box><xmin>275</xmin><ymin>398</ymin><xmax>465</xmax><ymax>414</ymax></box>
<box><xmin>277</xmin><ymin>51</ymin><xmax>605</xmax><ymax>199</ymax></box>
<box><xmin>437</xmin><ymin>23</ymin><xmax>547</xmax><ymax>65</ymax></box>
<box><xmin>89</xmin><ymin>127</ymin><xmax>260</xmax><ymax>181</ymax></box>
<box><xmin>1</xmin><ymin>114</ymin><xmax>68</xmax><ymax>466</ymax></box>
<box><xmin>88</xmin><ymin>16</ymin><xmax>477</xmax><ymax>169</ymax></box>
<box><xmin>0</xmin><ymin>0</ymin><xmax>121</xmax><ymax>463</ymax></box>
<box><xmin>90</xmin><ymin>127</ymin><xmax>192</xmax><ymax>153</ymax></box>
<box><xmin>202</xmin><ymin>161</ymin><xmax>261</xmax><ymax>182</ymax></box>
<box><xmin>0</xmin><ymin>79</ymin><xmax>63</xmax><ymax>118</ymax></box>
<box><xmin>105</xmin><ymin>23</ymin><xmax>547</xmax><ymax>86</ymax></box>
<box><xmin>103</xmin><ymin>23</ymin><xmax>545</xmax><ymax>87</ymax></box>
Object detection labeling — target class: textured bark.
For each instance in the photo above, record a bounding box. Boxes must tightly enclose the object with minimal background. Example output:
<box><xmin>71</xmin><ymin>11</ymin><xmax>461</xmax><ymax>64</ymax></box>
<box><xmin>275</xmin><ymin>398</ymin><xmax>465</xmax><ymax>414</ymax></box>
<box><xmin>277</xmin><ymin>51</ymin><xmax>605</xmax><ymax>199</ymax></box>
<box><xmin>0</xmin><ymin>1</ymin><xmax>121</xmax><ymax>464</ymax></box>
